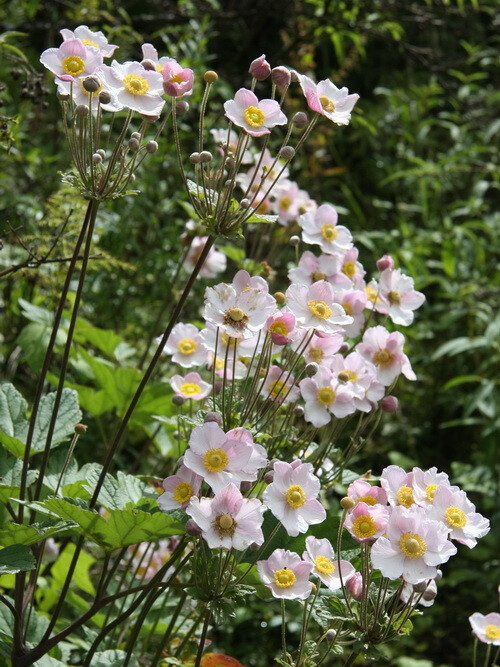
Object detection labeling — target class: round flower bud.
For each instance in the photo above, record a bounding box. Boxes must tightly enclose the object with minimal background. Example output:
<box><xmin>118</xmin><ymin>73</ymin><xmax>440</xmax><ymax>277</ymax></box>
<box><xmin>141</xmin><ymin>114</ymin><xmax>160</xmax><ymax>123</ymax></box>
<box><xmin>340</xmin><ymin>496</ymin><xmax>356</xmax><ymax>510</ymax></box>
<box><xmin>92</xmin><ymin>153</ymin><xmax>102</xmax><ymax>165</ymax></box>
<box><xmin>175</xmin><ymin>100</ymin><xmax>189</xmax><ymax>115</ymax></box>
<box><xmin>325</xmin><ymin>629</ymin><xmax>337</xmax><ymax>642</ymax></box>
<box><xmin>305</xmin><ymin>362</ymin><xmax>318</xmax><ymax>377</ymax></box>
<box><xmin>381</xmin><ymin>396</ymin><xmax>399</xmax><ymax>413</ymax></box>
<box><xmin>337</xmin><ymin>371</ymin><xmax>350</xmax><ymax>383</ymax></box>
<box><xmin>339</xmin><ymin>343</ymin><xmax>350</xmax><ymax>354</ymax></box>
<box><xmin>131</xmin><ymin>132</ymin><xmax>141</xmax><ymax>141</ymax></box>
<box><xmin>289</xmin><ymin>235</ymin><xmax>300</xmax><ymax>247</ymax></box>
<box><xmin>173</xmin><ymin>430</ymin><xmax>181</xmax><ymax>439</ymax></box>
<box><xmin>271</xmin><ymin>66</ymin><xmax>291</xmax><ymax>87</ymax></box>
<box><xmin>434</xmin><ymin>569</ymin><xmax>443</xmax><ymax>583</ymax></box>
<box><xmin>240</xmin><ymin>198</ymin><xmax>251</xmax><ymax>209</ymax></box>
<box><xmin>293</xmin><ymin>405</ymin><xmax>304</xmax><ymax>417</ymax></box>
<box><xmin>57</xmin><ymin>91</ymin><xmax>70</xmax><ymax>101</ymax></box>
<box><xmin>190</xmin><ymin>152</ymin><xmax>201</xmax><ymax>164</ymax></box>
<box><xmin>98</xmin><ymin>91</ymin><xmax>111</xmax><ymax>105</ymax></box>
<box><xmin>292</xmin><ymin>111</ymin><xmax>308</xmax><ymax>129</ymax></box>
<box><xmin>274</xmin><ymin>291</ymin><xmax>286</xmax><ymax>305</ymax></box>
<box><xmin>423</xmin><ymin>585</ymin><xmax>437</xmax><ymax>602</ymax></box>
<box><xmin>213</xmin><ymin>381</ymin><xmax>223</xmax><ymax>395</ymax></box>
<box><xmin>290</xmin><ymin>70</ymin><xmax>299</xmax><ymax>83</ymax></box>
<box><xmin>279</xmin><ymin>145</ymin><xmax>295</xmax><ymax>161</ymax></box>
<box><xmin>96</xmin><ymin>149</ymin><xmax>106</xmax><ymax>159</ymax></box>
<box><xmin>346</xmin><ymin>572</ymin><xmax>363</xmax><ymax>600</ymax></box>
<box><xmin>199</xmin><ymin>151</ymin><xmax>212</xmax><ymax>163</ymax></box>
<box><xmin>141</xmin><ymin>58</ymin><xmax>157</xmax><ymax>71</ymax></box>
<box><xmin>203</xmin><ymin>70</ymin><xmax>218</xmax><ymax>83</ymax></box>
<box><xmin>413</xmin><ymin>581</ymin><xmax>427</xmax><ymax>593</ymax></box>
<box><xmin>225</xmin><ymin>157</ymin><xmax>235</xmax><ymax>169</ymax></box>
<box><xmin>128</xmin><ymin>138</ymin><xmax>140</xmax><ymax>151</ymax></box>
<box><xmin>75</xmin><ymin>105</ymin><xmax>89</xmax><ymax>117</ymax></box>
<box><xmin>376</xmin><ymin>254</ymin><xmax>395</xmax><ymax>272</ymax></box>
<box><xmin>186</xmin><ymin>519</ymin><xmax>202</xmax><ymax>537</ymax></box>
<box><xmin>264</xmin><ymin>471</ymin><xmax>274</xmax><ymax>484</ymax></box>
<box><xmin>82</xmin><ymin>76</ymin><xmax>101</xmax><ymax>93</ymax></box>
<box><xmin>146</xmin><ymin>140</ymin><xmax>158</xmax><ymax>154</ymax></box>
<box><xmin>129</xmin><ymin>173</ymin><xmax>136</xmax><ymax>183</ymax></box>
<box><xmin>249</xmin><ymin>542</ymin><xmax>261</xmax><ymax>551</ymax></box>
<box><xmin>172</xmin><ymin>394</ymin><xmax>185</xmax><ymax>406</ymax></box>
<box><xmin>240</xmin><ymin>481</ymin><xmax>252</xmax><ymax>492</ymax></box>
<box><xmin>249</xmin><ymin>54</ymin><xmax>271</xmax><ymax>81</ymax></box>
<box><xmin>204</xmin><ymin>411</ymin><xmax>222</xmax><ymax>425</ymax></box>
<box><xmin>75</xmin><ymin>423</ymin><xmax>87</xmax><ymax>435</ymax></box>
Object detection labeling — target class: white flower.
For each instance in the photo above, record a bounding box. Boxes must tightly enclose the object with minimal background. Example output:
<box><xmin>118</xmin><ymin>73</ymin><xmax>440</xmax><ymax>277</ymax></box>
<box><xmin>377</xmin><ymin>268</ymin><xmax>425</xmax><ymax>326</ymax></box>
<box><xmin>286</xmin><ymin>280</ymin><xmax>353</xmax><ymax>334</ymax></box>
<box><xmin>427</xmin><ymin>485</ymin><xmax>490</xmax><ymax>548</ymax></box>
<box><xmin>299</xmin><ymin>204</ymin><xmax>353</xmax><ymax>254</ymax></box>
<box><xmin>204</xmin><ymin>282</ymin><xmax>276</xmax><ymax>338</ymax></box>
<box><xmin>299</xmin><ymin>366</ymin><xmax>356</xmax><ymax>427</ymax></box>
<box><xmin>224</xmin><ymin>88</ymin><xmax>287</xmax><ymax>137</ymax></box>
<box><xmin>99</xmin><ymin>61</ymin><xmax>165</xmax><ymax>115</ymax></box>
<box><xmin>158</xmin><ymin>322</ymin><xmax>208</xmax><ymax>368</ymax></box>
<box><xmin>60</xmin><ymin>25</ymin><xmax>118</xmax><ymax>58</ymax></box>
<box><xmin>302</xmin><ymin>536</ymin><xmax>355</xmax><ymax>590</ymax></box>
<box><xmin>296</xmin><ymin>73</ymin><xmax>359</xmax><ymax>126</ymax></box>
<box><xmin>257</xmin><ymin>548</ymin><xmax>313</xmax><ymax>599</ymax></box>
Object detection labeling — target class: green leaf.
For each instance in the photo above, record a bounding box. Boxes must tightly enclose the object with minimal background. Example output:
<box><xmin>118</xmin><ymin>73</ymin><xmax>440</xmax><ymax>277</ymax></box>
<box><xmin>90</xmin><ymin>650</ymin><xmax>139</xmax><ymax>666</ymax></box>
<box><xmin>31</xmin><ymin>389</ymin><xmax>82</xmax><ymax>452</ymax></box>
<box><xmin>0</xmin><ymin>383</ymin><xmax>28</xmax><ymax>440</ymax></box>
<box><xmin>0</xmin><ymin>520</ymin><xmax>75</xmax><ymax>547</ymax></box>
<box><xmin>0</xmin><ymin>544</ymin><xmax>35</xmax><ymax>574</ymax></box>
<box><xmin>16</xmin><ymin>323</ymin><xmax>52</xmax><ymax>374</ymax></box>
<box><xmin>219</xmin><ymin>245</ymin><xmax>245</xmax><ymax>263</ymax></box>
<box><xmin>244</xmin><ymin>212</ymin><xmax>278</xmax><ymax>224</ymax></box>
<box><xmin>73</xmin><ymin>319</ymin><xmax>123</xmax><ymax>357</ymax></box>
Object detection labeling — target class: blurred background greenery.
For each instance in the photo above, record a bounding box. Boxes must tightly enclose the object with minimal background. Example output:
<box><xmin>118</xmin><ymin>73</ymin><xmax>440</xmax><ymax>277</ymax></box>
<box><xmin>1</xmin><ymin>0</ymin><xmax>498</xmax><ymax>665</ymax></box>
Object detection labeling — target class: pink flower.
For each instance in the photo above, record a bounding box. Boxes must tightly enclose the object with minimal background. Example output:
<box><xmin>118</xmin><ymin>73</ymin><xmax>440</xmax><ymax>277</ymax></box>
<box><xmin>346</xmin><ymin>571</ymin><xmax>363</xmax><ymax>600</ymax></box>
<box><xmin>231</xmin><ymin>269</ymin><xmax>269</xmax><ymax>294</ymax></box>
<box><xmin>99</xmin><ymin>60</ymin><xmax>165</xmax><ymax>115</ymax></box>
<box><xmin>60</xmin><ymin>25</ymin><xmax>118</xmax><ymax>58</ymax></box>
<box><xmin>224</xmin><ymin>88</ymin><xmax>287</xmax><ymax>137</ymax></box>
<box><xmin>332</xmin><ymin>289</ymin><xmax>367</xmax><ymax>338</ymax></box>
<box><xmin>55</xmin><ymin>72</ymin><xmax>122</xmax><ymax>112</ymax></box>
<box><xmin>266</xmin><ymin>311</ymin><xmax>299</xmax><ymax>345</ymax></box>
<box><xmin>257</xmin><ymin>548</ymin><xmax>313</xmax><ymax>599</ymax></box>
<box><xmin>183</xmin><ymin>422</ymin><xmax>258</xmax><ymax>492</ymax></box>
<box><xmin>170</xmin><ymin>372</ymin><xmax>211</xmax><ymax>401</ymax></box>
<box><xmin>263</xmin><ymin>461</ymin><xmax>326</xmax><ymax>536</ymax></box>
<box><xmin>226</xmin><ymin>427</ymin><xmax>268</xmax><ymax>478</ymax></box>
<box><xmin>183</xmin><ymin>236</ymin><xmax>227</xmax><ymax>279</ymax></box>
<box><xmin>469</xmin><ymin>612</ymin><xmax>500</xmax><ymax>645</ymax></box>
<box><xmin>299</xmin><ymin>366</ymin><xmax>356</xmax><ymax>427</ymax></box>
<box><xmin>40</xmin><ymin>39</ymin><xmax>102</xmax><ymax>81</ymax></box>
<box><xmin>302</xmin><ymin>536</ymin><xmax>355</xmax><ymax>590</ymax></box>
<box><xmin>377</xmin><ymin>268</ymin><xmax>426</xmax><ymax>326</ymax></box>
<box><xmin>299</xmin><ymin>204</ymin><xmax>353</xmax><ymax>254</ymax></box>
<box><xmin>412</xmin><ymin>466</ymin><xmax>451</xmax><ymax>507</ymax></box>
<box><xmin>344</xmin><ymin>502</ymin><xmax>389</xmax><ymax>543</ymax></box>
<box><xmin>159</xmin><ymin>322</ymin><xmax>208</xmax><ymax>368</ymax></box>
<box><xmin>427</xmin><ymin>485</ymin><xmax>490</xmax><ymax>548</ymax></box>
<box><xmin>291</xmin><ymin>331</ymin><xmax>343</xmax><ymax>365</ymax></box>
<box><xmin>158</xmin><ymin>465</ymin><xmax>202</xmax><ymax>510</ymax></box>
<box><xmin>347</xmin><ymin>479</ymin><xmax>387</xmax><ymax>507</ymax></box>
<box><xmin>380</xmin><ymin>465</ymin><xmax>416</xmax><ymax>508</ymax></box>
<box><xmin>371</xmin><ymin>505</ymin><xmax>457</xmax><ymax>584</ymax></box>
<box><xmin>129</xmin><ymin>539</ymin><xmax>174</xmax><ymax>580</ymax></box>
<box><xmin>162</xmin><ymin>60</ymin><xmax>194</xmax><ymax>97</ymax></box>
<box><xmin>271</xmin><ymin>180</ymin><xmax>316</xmax><ymax>225</ymax></box>
<box><xmin>249</xmin><ymin>54</ymin><xmax>271</xmax><ymax>80</ymax></box>
<box><xmin>286</xmin><ymin>281</ymin><xmax>353</xmax><ymax>334</ymax></box>
<box><xmin>260</xmin><ymin>365</ymin><xmax>300</xmax><ymax>404</ymax></box>
<box><xmin>329</xmin><ymin>351</ymin><xmax>384</xmax><ymax>413</ymax></box>
<box><xmin>288</xmin><ymin>251</ymin><xmax>350</xmax><ymax>289</ymax></box>
<box><xmin>186</xmin><ymin>483</ymin><xmax>265</xmax><ymax>550</ymax></box>
<box><xmin>141</xmin><ymin>43</ymin><xmax>174</xmax><ymax>74</ymax></box>
<box><xmin>357</xmin><ymin>326</ymin><xmax>416</xmax><ymax>386</ymax></box>
<box><xmin>296</xmin><ymin>73</ymin><xmax>359</xmax><ymax>126</ymax></box>
<box><xmin>204</xmin><ymin>282</ymin><xmax>276</xmax><ymax>338</ymax></box>
<box><xmin>376</xmin><ymin>255</ymin><xmax>394</xmax><ymax>272</ymax></box>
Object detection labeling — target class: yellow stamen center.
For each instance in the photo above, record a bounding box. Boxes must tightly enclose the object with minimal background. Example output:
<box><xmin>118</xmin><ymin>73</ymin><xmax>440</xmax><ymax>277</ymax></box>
<box><xmin>170</xmin><ymin>73</ymin><xmax>184</xmax><ymax>83</ymax></box>
<box><xmin>399</xmin><ymin>532</ymin><xmax>427</xmax><ymax>559</ymax></box>
<box><xmin>357</xmin><ymin>495</ymin><xmax>377</xmax><ymax>506</ymax></box>
<box><xmin>177</xmin><ymin>338</ymin><xmax>198</xmax><ymax>355</ymax></box>
<box><xmin>308</xmin><ymin>300</ymin><xmax>332</xmax><ymax>319</ymax></box>
<box><xmin>269</xmin><ymin>380</ymin><xmax>287</xmax><ymax>400</ymax></box>
<box><xmin>280</xmin><ymin>196</ymin><xmax>292</xmax><ymax>210</ymax></box>
<box><xmin>172</xmin><ymin>481</ymin><xmax>193</xmax><ymax>504</ymax></box>
<box><xmin>274</xmin><ymin>568</ymin><xmax>296</xmax><ymax>588</ymax></box>
<box><xmin>317</xmin><ymin>386</ymin><xmax>335</xmax><ymax>405</ymax></box>
<box><xmin>213</xmin><ymin>356</ymin><xmax>225</xmax><ymax>371</ymax></box>
<box><xmin>286</xmin><ymin>484</ymin><xmax>306</xmax><ymax>508</ymax></box>
<box><xmin>62</xmin><ymin>56</ymin><xmax>85</xmax><ymax>76</ymax></box>
<box><xmin>203</xmin><ymin>448</ymin><xmax>229</xmax><ymax>473</ymax></box>
<box><xmin>373</xmin><ymin>348</ymin><xmax>394</xmax><ymax>367</ymax></box>
<box><xmin>269</xmin><ymin>321</ymin><xmax>289</xmax><ymax>336</ymax></box>
<box><xmin>179</xmin><ymin>382</ymin><xmax>201</xmax><ymax>396</ymax></box>
<box><xmin>445</xmin><ymin>506</ymin><xmax>467</xmax><ymax>529</ymax></box>
<box><xmin>339</xmin><ymin>369</ymin><xmax>358</xmax><ymax>383</ymax></box>
<box><xmin>352</xmin><ymin>515</ymin><xmax>378</xmax><ymax>539</ymax></box>
<box><xmin>217</xmin><ymin>514</ymin><xmax>234</xmax><ymax>531</ymax></box>
<box><xmin>342</xmin><ymin>301</ymin><xmax>353</xmax><ymax>316</ymax></box>
<box><xmin>396</xmin><ymin>486</ymin><xmax>415</xmax><ymax>508</ymax></box>
<box><xmin>319</xmin><ymin>95</ymin><xmax>336</xmax><ymax>112</ymax></box>
<box><xmin>312</xmin><ymin>271</ymin><xmax>327</xmax><ymax>282</ymax></box>
<box><xmin>309</xmin><ymin>346</ymin><xmax>324</xmax><ymax>363</ymax></box>
<box><xmin>122</xmin><ymin>73</ymin><xmax>149</xmax><ymax>96</ymax></box>
<box><xmin>243</xmin><ymin>106</ymin><xmax>266</xmax><ymax>128</ymax></box>
<box><xmin>485</xmin><ymin>625</ymin><xmax>500</xmax><ymax>641</ymax></box>
<box><xmin>226</xmin><ymin>307</ymin><xmax>245</xmax><ymax>322</ymax></box>
<box><xmin>221</xmin><ymin>331</ymin><xmax>239</xmax><ymax>347</ymax></box>
<box><xmin>155</xmin><ymin>64</ymin><xmax>164</xmax><ymax>73</ymax></box>
<box><xmin>81</xmin><ymin>38</ymin><xmax>99</xmax><ymax>48</ymax></box>
<box><xmin>366</xmin><ymin>286</ymin><xmax>380</xmax><ymax>303</ymax></box>
<box><xmin>388</xmin><ymin>290</ymin><xmax>401</xmax><ymax>305</ymax></box>
<box><xmin>342</xmin><ymin>261</ymin><xmax>356</xmax><ymax>278</ymax></box>
<box><xmin>320</xmin><ymin>224</ymin><xmax>338</xmax><ymax>242</ymax></box>
<box><xmin>315</xmin><ymin>555</ymin><xmax>335</xmax><ymax>575</ymax></box>
<box><xmin>425</xmin><ymin>484</ymin><xmax>438</xmax><ymax>502</ymax></box>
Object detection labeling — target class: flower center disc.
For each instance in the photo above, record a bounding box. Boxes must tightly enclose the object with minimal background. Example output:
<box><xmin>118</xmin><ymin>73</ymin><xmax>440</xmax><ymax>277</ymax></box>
<box><xmin>342</xmin><ymin>261</ymin><xmax>356</xmax><ymax>278</ymax></box>
<box><xmin>485</xmin><ymin>625</ymin><xmax>500</xmax><ymax>640</ymax></box>
<box><xmin>269</xmin><ymin>321</ymin><xmax>288</xmax><ymax>336</ymax></box>
<box><xmin>280</xmin><ymin>196</ymin><xmax>292</xmax><ymax>210</ymax></box>
<box><xmin>203</xmin><ymin>448</ymin><xmax>229</xmax><ymax>472</ymax></box>
<box><xmin>357</xmin><ymin>495</ymin><xmax>377</xmax><ymax>506</ymax></box>
<box><xmin>445</xmin><ymin>506</ymin><xmax>467</xmax><ymax>528</ymax></box>
<box><xmin>396</xmin><ymin>486</ymin><xmax>414</xmax><ymax>508</ymax></box>
<box><xmin>317</xmin><ymin>386</ymin><xmax>335</xmax><ymax>405</ymax></box>
<box><xmin>308</xmin><ymin>300</ymin><xmax>332</xmax><ymax>319</ymax></box>
<box><xmin>388</xmin><ymin>290</ymin><xmax>402</xmax><ymax>305</ymax></box>
<box><xmin>269</xmin><ymin>380</ymin><xmax>287</xmax><ymax>400</ymax></box>
<box><xmin>309</xmin><ymin>346</ymin><xmax>324</xmax><ymax>363</ymax></box>
<box><xmin>286</xmin><ymin>484</ymin><xmax>306</xmax><ymax>508</ymax></box>
<box><xmin>173</xmin><ymin>482</ymin><xmax>192</xmax><ymax>503</ymax></box>
<box><xmin>373</xmin><ymin>348</ymin><xmax>394</xmax><ymax>366</ymax></box>
<box><xmin>399</xmin><ymin>532</ymin><xmax>427</xmax><ymax>559</ymax></box>
<box><xmin>62</xmin><ymin>56</ymin><xmax>85</xmax><ymax>76</ymax></box>
<box><xmin>123</xmin><ymin>73</ymin><xmax>149</xmax><ymax>95</ymax></box>
<box><xmin>425</xmin><ymin>484</ymin><xmax>438</xmax><ymax>502</ymax></box>
<box><xmin>243</xmin><ymin>106</ymin><xmax>266</xmax><ymax>128</ymax></box>
<box><xmin>274</xmin><ymin>568</ymin><xmax>296</xmax><ymax>588</ymax></box>
<box><xmin>170</xmin><ymin>73</ymin><xmax>184</xmax><ymax>84</ymax></box>
<box><xmin>177</xmin><ymin>338</ymin><xmax>198</xmax><ymax>355</ymax></box>
<box><xmin>352</xmin><ymin>515</ymin><xmax>377</xmax><ymax>539</ymax></box>
<box><xmin>226</xmin><ymin>307</ymin><xmax>245</xmax><ymax>322</ymax></box>
<box><xmin>179</xmin><ymin>382</ymin><xmax>201</xmax><ymax>395</ymax></box>
<box><xmin>319</xmin><ymin>95</ymin><xmax>336</xmax><ymax>112</ymax></box>
<box><xmin>312</xmin><ymin>271</ymin><xmax>327</xmax><ymax>282</ymax></box>
<box><xmin>320</xmin><ymin>223</ymin><xmax>338</xmax><ymax>241</ymax></box>
<box><xmin>315</xmin><ymin>555</ymin><xmax>335</xmax><ymax>575</ymax></box>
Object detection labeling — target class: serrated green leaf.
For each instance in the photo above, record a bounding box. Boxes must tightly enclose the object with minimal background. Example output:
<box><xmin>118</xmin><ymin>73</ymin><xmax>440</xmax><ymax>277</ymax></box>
<box><xmin>0</xmin><ymin>383</ymin><xmax>28</xmax><ymax>440</ymax></box>
<box><xmin>31</xmin><ymin>389</ymin><xmax>82</xmax><ymax>452</ymax></box>
<box><xmin>90</xmin><ymin>650</ymin><xmax>139</xmax><ymax>666</ymax></box>
<box><xmin>0</xmin><ymin>520</ymin><xmax>75</xmax><ymax>547</ymax></box>
<box><xmin>0</xmin><ymin>451</ymin><xmax>37</xmax><ymax>501</ymax></box>
<box><xmin>0</xmin><ymin>544</ymin><xmax>35</xmax><ymax>573</ymax></box>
